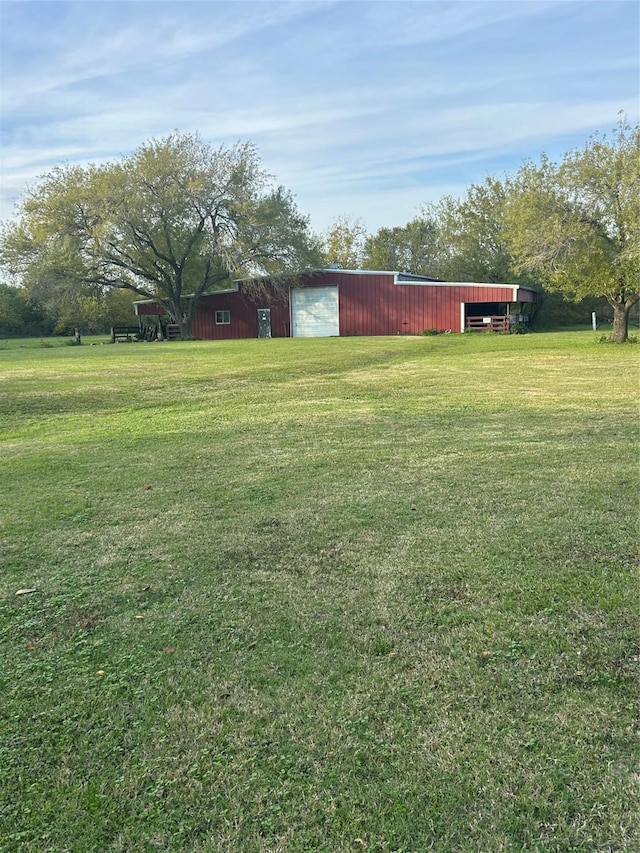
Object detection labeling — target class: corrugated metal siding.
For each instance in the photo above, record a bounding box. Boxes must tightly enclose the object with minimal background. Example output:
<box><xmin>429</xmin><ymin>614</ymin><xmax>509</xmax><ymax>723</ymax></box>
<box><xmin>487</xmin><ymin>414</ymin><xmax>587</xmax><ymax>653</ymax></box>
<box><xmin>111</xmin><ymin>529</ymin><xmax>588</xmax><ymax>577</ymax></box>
<box><xmin>325</xmin><ymin>272</ymin><xmax>514</xmax><ymax>336</ymax></box>
<box><xmin>516</xmin><ymin>287</ymin><xmax>536</xmax><ymax>303</ymax></box>
<box><xmin>333</xmin><ymin>272</ymin><xmax>388</xmax><ymax>335</ymax></box>
<box><xmin>136</xmin><ymin>302</ymin><xmax>161</xmax><ymax>316</ymax></box>
<box><xmin>193</xmin><ymin>288</ymin><xmax>290</xmax><ymax>339</ymax></box>
<box><xmin>135</xmin><ymin>273</ymin><xmax>533</xmax><ymax>338</ymax></box>
<box><xmin>134</xmin><ymin>289</ymin><xmax>290</xmax><ymax>339</ymax></box>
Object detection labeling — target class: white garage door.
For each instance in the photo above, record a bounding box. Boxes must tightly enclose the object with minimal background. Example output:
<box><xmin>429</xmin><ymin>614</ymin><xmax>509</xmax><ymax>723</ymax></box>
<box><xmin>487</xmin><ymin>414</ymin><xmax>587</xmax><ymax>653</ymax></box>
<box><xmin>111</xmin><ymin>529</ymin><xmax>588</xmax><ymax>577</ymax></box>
<box><xmin>290</xmin><ymin>286</ymin><xmax>339</xmax><ymax>337</ymax></box>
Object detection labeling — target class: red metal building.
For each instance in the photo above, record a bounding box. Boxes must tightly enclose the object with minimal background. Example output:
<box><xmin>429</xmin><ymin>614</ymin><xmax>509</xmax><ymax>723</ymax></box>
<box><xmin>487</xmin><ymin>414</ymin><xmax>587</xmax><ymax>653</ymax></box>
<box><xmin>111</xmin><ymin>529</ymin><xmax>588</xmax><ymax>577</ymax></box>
<box><xmin>134</xmin><ymin>269</ymin><xmax>537</xmax><ymax>338</ymax></box>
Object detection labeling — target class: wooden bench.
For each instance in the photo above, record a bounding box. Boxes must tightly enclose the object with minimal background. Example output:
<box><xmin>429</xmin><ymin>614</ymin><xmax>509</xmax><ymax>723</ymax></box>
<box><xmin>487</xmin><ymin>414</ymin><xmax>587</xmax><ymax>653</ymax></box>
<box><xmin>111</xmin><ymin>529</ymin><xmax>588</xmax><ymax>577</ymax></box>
<box><xmin>110</xmin><ymin>326</ymin><xmax>141</xmax><ymax>343</ymax></box>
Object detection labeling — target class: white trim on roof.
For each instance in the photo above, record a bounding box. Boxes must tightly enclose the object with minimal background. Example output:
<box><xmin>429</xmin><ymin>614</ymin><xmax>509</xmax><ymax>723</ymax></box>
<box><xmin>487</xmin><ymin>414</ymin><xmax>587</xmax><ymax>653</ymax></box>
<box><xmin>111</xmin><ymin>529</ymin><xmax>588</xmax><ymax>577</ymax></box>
<box><xmin>394</xmin><ymin>278</ymin><xmax>520</xmax><ymax>291</ymax></box>
<box><xmin>197</xmin><ymin>286</ymin><xmax>239</xmax><ymax>296</ymax></box>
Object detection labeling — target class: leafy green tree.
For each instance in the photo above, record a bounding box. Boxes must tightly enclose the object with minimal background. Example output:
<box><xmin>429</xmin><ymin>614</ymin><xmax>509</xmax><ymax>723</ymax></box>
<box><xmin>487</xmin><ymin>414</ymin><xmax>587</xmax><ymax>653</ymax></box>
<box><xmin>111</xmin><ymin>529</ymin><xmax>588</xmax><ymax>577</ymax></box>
<box><xmin>0</xmin><ymin>283</ymin><xmax>52</xmax><ymax>336</ymax></box>
<box><xmin>1</xmin><ymin>134</ymin><xmax>322</xmax><ymax>338</ymax></box>
<box><xmin>322</xmin><ymin>215</ymin><xmax>368</xmax><ymax>269</ymax></box>
<box><xmin>52</xmin><ymin>288</ymin><xmax>140</xmax><ymax>335</ymax></box>
<box><xmin>429</xmin><ymin>180</ymin><xmax>518</xmax><ymax>283</ymax></box>
<box><xmin>362</xmin><ymin>217</ymin><xmax>441</xmax><ymax>275</ymax></box>
<box><xmin>505</xmin><ymin>121</ymin><xmax>640</xmax><ymax>341</ymax></box>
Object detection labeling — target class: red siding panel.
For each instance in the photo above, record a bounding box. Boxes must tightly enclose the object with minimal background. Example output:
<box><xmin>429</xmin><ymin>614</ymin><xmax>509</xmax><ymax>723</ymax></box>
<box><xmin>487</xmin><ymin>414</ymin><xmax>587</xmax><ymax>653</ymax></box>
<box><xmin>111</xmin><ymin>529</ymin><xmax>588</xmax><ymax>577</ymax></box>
<box><xmin>194</xmin><ymin>289</ymin><xmax>291</xmax><ymax>339</ymax></box>
<box><xmin>192</xmin><ymin>289</ymin><xmax>291</xmax><ymax>339</ymax></box>
<box><xmin>134</xmin><ymin>287</ymin><xmax>291</xmax><ymax>339</ymax></box>
<box><xmin>135</xmin><ymin>273</ymin><xmax>533</xmax><ymax>339</ymax></box>
<box><xmin>136</xmin><ymin>301</ymin><xmax>162</xmax><ymax>316</ymax></box>
<box><xmin>311</xmin><ymin>272</ymin><xmax>515</xmax><ymax>336</ymax></box>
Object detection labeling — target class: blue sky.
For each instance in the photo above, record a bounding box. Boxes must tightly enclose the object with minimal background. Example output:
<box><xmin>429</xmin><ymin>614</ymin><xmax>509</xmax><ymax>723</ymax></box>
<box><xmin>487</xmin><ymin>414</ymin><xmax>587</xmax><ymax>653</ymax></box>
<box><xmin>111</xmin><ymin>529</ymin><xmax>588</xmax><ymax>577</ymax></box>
<box><xmin>1</xmin><ymin>0</ymin><xmax>638</xmax><ymax>234</ymax></box>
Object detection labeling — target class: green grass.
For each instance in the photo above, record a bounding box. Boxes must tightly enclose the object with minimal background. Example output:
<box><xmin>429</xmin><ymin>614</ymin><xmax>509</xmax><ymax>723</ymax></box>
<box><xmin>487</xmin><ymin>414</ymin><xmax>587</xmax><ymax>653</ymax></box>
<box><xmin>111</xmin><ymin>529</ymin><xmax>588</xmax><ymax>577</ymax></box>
<box><xmin>0</xmin><ymin>331</ymin><xmax>638</xmax><ymax>852</ymax></box>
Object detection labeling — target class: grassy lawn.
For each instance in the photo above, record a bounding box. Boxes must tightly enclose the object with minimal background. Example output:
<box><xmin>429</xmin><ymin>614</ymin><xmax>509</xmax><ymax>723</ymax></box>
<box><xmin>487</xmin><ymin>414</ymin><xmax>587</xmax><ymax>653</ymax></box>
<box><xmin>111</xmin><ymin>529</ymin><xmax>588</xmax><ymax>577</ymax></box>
<box><xmin>0</xmin><ymin>331</ymin><xmax>637</xmax><ymax>852</ymax></box>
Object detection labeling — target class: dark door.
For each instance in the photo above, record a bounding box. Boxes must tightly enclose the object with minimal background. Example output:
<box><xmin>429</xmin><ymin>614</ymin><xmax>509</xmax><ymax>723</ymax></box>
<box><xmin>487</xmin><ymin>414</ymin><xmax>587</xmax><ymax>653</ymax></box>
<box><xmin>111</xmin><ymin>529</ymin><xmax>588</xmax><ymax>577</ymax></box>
<box><xmin>257</xmin><ymin>308</ymin><xmax>271</xmax><ymax>338</ymax></box>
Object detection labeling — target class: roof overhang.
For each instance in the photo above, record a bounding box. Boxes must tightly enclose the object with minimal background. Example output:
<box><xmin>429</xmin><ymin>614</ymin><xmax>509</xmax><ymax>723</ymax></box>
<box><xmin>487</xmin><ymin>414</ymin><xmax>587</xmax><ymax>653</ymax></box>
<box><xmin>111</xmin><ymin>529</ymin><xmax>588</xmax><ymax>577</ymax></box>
<box><xmin>133</xmin><ymin>283</ymin><xmax>240</xmax><ymax>311</ymax></box>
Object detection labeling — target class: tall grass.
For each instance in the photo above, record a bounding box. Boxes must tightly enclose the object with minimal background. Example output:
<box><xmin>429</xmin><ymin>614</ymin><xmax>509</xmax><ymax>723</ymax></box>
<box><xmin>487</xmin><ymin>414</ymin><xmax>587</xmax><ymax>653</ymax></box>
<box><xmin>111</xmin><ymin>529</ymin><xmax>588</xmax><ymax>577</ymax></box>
<box><xmin>0</xmin><ymin>332</ymin><xmax>637</xmax><ymax>852</ymax></box>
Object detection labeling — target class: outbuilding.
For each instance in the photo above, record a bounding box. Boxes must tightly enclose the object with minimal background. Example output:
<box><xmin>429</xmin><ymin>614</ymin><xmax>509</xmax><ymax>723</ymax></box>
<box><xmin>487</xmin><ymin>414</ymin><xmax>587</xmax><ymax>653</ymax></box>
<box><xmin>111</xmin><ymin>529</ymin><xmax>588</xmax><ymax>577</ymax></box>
<box><xmin>134</xmin><ymin>269</ymin><xmax>537</xmax><ymax>338</ymax></box>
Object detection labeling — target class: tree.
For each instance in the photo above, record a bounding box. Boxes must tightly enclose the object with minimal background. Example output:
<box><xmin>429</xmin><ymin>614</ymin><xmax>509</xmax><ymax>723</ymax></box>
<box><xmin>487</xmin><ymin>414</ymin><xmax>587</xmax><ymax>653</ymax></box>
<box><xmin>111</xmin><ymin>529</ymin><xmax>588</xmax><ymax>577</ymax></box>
<box><xmin>429</xmin><ymin>180</ymin><xmax>518</xmax><ymax>283</ymax></box>
<box><xmin>505</xmin><ymin>121</ymin><xmax>640</xmax><ymax>341</ymax></box>
<box><xmin>361</xmin><ymin>183</ymin><xmax>537</xmax><ymax>284</ymax></box>
<box><xmin>0</xmin><ymin>283</ymin><xmax>52</xmax><ymax>336</ymax></box>
<box><xmin>1</xmin><ymin>134</ymin><xmax>322</xmax><ymax>338</ymax></box>
<box><xmin>362</xmin><ymin>216</ymin><xmax>441</xmax><ymax>275</ymax></box>
<box><xmin>323</xmin><ymin>215</ymin><xmax>368</xmax><ymax>269</ymax></box>
<box><xmin>52</xmin><ymin>288</ymin><xmax>140</xmax><ymax>335</ymax></box>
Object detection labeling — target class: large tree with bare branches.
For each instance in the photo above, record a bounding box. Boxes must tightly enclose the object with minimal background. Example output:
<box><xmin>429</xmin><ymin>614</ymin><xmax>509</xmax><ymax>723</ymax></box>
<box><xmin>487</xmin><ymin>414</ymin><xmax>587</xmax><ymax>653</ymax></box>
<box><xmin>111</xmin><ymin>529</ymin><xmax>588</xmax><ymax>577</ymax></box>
<box><xmin>1</xmin><ymin>134</ymin><xmax>322</xmax><ymax>338</ymax></box>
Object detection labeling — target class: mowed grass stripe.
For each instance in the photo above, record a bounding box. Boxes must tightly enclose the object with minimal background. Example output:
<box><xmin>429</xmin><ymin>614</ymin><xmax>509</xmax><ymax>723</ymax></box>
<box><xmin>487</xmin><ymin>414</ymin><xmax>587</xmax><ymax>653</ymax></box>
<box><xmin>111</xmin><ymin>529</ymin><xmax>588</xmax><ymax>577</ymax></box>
<box><xmin>0</xmin><ymin>332</ymin><xmax>637</xmax><ymax>852</ymax></box>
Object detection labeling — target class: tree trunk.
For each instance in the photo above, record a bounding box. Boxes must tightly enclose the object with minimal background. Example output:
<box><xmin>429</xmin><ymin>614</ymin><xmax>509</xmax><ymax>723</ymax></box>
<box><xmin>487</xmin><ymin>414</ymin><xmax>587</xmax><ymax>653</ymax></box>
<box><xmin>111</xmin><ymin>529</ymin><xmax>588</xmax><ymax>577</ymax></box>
<box><xmin>611</xmin><ymin>301</ymin><xmax>629</xmax><ymax>342</ymax></box>
<box><xmin>165</xmin><ymin>298</ymin><xmax>192</xmax><ymax>339</ymax></box>
<box><xmin>179</xmin><ymin>315</ymin><xmax>193</xmax><ymax>339</ymax></box>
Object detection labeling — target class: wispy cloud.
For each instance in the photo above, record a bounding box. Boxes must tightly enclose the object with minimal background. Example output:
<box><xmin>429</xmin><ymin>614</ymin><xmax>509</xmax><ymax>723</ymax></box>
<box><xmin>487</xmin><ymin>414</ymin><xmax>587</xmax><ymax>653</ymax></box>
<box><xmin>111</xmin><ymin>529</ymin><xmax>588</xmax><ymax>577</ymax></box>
<box><xmin>1</xmin><ymin>0</ymin><xmax>638</xmax><ymax>231</ymax></box>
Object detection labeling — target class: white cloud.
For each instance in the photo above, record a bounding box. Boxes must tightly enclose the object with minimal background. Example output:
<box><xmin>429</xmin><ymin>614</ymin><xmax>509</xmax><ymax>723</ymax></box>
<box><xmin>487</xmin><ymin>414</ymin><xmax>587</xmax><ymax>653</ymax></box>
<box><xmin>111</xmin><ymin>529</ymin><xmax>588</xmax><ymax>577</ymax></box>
<box><xmin>1</xmin><ymin>0</ymin><xmax>637</xmax><ymax>232</ymax></box>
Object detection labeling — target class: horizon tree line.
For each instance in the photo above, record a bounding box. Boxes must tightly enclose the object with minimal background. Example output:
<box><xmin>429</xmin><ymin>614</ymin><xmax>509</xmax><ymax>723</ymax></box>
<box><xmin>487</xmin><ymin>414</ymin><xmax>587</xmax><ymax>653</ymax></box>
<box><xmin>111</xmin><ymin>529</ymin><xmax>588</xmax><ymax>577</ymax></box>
<box><xmin>1</xmin><ymin>120</ymin><xmax>638</xmax><ymax>340</ymax></box>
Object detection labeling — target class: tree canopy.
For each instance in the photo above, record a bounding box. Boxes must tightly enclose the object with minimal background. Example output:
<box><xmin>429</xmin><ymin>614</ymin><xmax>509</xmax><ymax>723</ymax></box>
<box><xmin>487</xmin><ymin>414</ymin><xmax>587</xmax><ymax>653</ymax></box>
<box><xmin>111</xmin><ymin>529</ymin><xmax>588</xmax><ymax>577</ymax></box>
<box><xmin>2</xmin><ymin>124</ymin><xmax>637</xmax><ymax>339</ymax></box>
<box><xmin>1</xmin><ymin>134</ymin><xmax>322</xmax><ymax>337</ymax></box>
<box><xmin>505</xmin><ymin>121</ymin><xmax>640</xmax><ymax>341</ymax></box>
<box><xmin>322</xmin><ymin>215</ymin><xmax>368</xmax><ymax>269</ymax></box>
<box><xmin>362</xmin><ymin>217</ymin><xmax>440</xmax><ymax>276</ymax></box>
<box><xmin>427</xmin><ymin>180</ymin><xmax>518</xmax><ymax>284</ymax></box>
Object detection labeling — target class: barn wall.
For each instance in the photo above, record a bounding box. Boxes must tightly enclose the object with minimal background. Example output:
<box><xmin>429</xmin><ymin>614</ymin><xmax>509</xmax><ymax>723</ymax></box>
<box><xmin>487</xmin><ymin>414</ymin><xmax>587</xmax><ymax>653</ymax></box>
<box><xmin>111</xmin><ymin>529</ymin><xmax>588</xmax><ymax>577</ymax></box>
<box><xmin>298</xmin><ymin>272</ymin><xmax>515</xmax><ymax>335</ymax></box>
<box><xmin>136</xmin><ymin>302</ymin><xmax>161</xmax><ymax>316</ymax></box>
<box><xmin>516</xmin><ymin>287</ymin><xmax>537</xmax><ymax>303</ymax></box>
<box><xmin>136</xmin><ymin>273</ymin><xmax>531</xmax><ymax>339</ymax></box>
<box><xmin>135</xmin><ymin>287</ymin><xmax>291</xmax><ymax>339</ymax></box>
<box><xmin>192</xmin><ymin>287</ymin><xmax>290</xmax><ymax>339</ymax></box>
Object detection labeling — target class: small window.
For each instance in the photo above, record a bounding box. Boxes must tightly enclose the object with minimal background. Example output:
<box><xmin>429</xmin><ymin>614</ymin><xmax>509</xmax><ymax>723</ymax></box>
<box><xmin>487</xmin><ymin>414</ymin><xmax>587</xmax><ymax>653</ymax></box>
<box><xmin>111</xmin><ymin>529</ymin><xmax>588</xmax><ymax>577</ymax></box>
<box><xmin>215</xmin><ymin>310</ymin><xmax>230</xmax><ymax>325</ymax></box>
